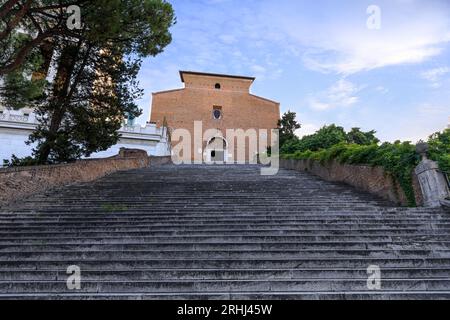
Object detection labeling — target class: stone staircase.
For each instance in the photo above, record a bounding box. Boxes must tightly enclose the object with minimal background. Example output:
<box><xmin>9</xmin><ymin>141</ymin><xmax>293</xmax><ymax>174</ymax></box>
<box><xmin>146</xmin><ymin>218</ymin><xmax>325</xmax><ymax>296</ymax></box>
<box><xmin>0</xmin><ymin>164</ymin><xmax>449</xmax><ymax>299</ymax></box>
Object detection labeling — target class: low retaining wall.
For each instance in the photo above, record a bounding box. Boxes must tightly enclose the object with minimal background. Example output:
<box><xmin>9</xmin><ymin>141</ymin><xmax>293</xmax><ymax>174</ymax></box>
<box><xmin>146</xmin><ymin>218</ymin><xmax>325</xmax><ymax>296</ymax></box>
<box><xmin>280</xmin><ymin>158</ymin><xmax>423</xmax><ymax>206</ymax></box>
<box><xmin>0</xmin><ymin>149</ymin><xmax>150</xmax><ymax>208</ymax></box>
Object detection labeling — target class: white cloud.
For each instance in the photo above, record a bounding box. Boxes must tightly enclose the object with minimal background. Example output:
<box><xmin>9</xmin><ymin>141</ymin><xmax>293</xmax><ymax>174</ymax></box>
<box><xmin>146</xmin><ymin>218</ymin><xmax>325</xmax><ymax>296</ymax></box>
<box><xmin>135</xmin><ymin>63</ymin><xmax>182</xmax><ymax>125</ymax></box>
<box><xmin>417</xmin><ymin>103</ymin><xmax>450</xmax><ymax>115</ymax></box>
<box><xmin>218</xmin><ymin>34</ymin><xmax>237</xmax><ymax>45</ymax></box>
<box><xmin>307</xmin><ymin>79</ymin><xmax>362</xmax><ymax>111</ymax></box>
<box><xmin>307</xmin><ymin>99</ymin><xmax>331</xmax><ymax>111</ymax></box>
<box><xmin>250</xmin><ymin>64</ymin><xmax>267</xmax><ymax>78</ymax></box>
<box><xmin>375</xmin><ymin>86</ymin><xmax>389</xmax><ymax>94</ymax></box>
<box><xmin>421</xmin><ymin>67</ymin><xmax>450</xmax><ymax>87</ymax></box>
<box><xmin>388</xmin><ymin>103</ymin><xmax>450</xmax><ymax>142</ymax></box>
<box><xmin>262</xmin><ymin>1</ymin><xmax>450</xmax><ymax>75</ymax></box>
<box><xmin>296</xmin><ymin>123</ymin><xmax>320</xmax><ymax>138</ymax></box>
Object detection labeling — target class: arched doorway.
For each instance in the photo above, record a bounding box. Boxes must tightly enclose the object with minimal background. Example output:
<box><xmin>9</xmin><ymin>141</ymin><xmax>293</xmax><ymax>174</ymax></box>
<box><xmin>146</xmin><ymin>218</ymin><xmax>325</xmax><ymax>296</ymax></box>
<box><xmin>205</xmin><ymin>136</ymin><xmax>227</xmax><ymax>163</ymax></box>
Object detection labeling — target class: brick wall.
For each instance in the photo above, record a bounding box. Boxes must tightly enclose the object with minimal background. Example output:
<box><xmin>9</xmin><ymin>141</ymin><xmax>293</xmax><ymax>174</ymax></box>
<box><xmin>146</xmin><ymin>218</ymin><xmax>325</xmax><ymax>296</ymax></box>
<box><xmin>151</xmin><ymin>72</ymin><xmax>280</xmax><ymax>162</ymax></box>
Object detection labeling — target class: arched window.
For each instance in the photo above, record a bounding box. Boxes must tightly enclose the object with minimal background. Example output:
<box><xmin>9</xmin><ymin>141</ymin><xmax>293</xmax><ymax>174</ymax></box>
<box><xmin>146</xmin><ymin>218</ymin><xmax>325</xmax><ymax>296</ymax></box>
<box><xmin>215</xmin><ymin>83</ymin><xmax>221</xmax><ymax>90</ymax></box>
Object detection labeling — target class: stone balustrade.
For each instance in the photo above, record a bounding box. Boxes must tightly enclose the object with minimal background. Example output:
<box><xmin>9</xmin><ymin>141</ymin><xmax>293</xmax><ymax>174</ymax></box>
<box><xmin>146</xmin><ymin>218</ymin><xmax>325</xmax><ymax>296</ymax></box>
<box><xmin>0</xmin><ymin>110</ymin><xmax>163</xmax><ymax>136</ymax></box>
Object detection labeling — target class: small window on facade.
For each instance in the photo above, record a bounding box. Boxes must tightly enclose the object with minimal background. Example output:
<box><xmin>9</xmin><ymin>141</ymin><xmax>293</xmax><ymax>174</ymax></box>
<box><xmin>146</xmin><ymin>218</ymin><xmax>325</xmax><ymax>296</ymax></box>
<box><xmin>213</xmin><ymin>109</ymin><xmax>221</xmax><ymax>120</ymax></box>
<box><xmin>215</xmin><ymin>83</ymin><xmax>221</xmax><ymax>90</ymax></box>
<box><xmin>212</xmin><ymin>106</ymin><xmax>222</xmax><ymax>120</ymax></box>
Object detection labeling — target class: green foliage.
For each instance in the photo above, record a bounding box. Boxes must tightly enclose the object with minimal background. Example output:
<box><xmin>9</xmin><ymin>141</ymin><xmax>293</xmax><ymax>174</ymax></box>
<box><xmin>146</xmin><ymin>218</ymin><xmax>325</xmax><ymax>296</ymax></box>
<box><xmin>346</xmin><ymin>128</ymin><xmax>380</xmax><ymax>145</ymax></box>
<box><xmin>283</xmin><ymin>141</ymin><xmax>420</xmax><ymax>206</ymax></box>
<box><xmin>278</xmin><ymin>111</ymin><xmax>301</xmax><ymax>147</ymax></box>
<box><xmin>428</xmin><ymin>129</ymin><xmax>450</xmax><ymax>173</ymax></box>
<box><xmin>101</xmin><ymin>203</ymin><xmax>129</xmax><ymax>212</ymax></box>
<box><xmin>1</xmin><ymin>0</ymin><xmax>176</xmax><ymax>164</ymax></box>
<box><xmin>281</xmin><ymin>124</ymin><xmax>375</xmax><ymax>155</ymax></box>
<box><xmin>300</xmin><ymin>124</ymin><xmax>347</xmax><ymax>151</ymax></box>
<box><xmin>282</xmin><ymin>127</ymin><xmax>450</xmax><ymax>207</ymax></box>
<box><xmin>3</xmin><ymin>155</ymin><xmax>40</xmax><ymax>167</ymax></box>
<box><xmin>279</xmin><ymin>125</ymin><xmax>450</xmax><ymax>207</ymax></box>
<box><xmin>3</xmin><ymin>71</ymin><xmax>46</xmax><ymax>109</ymax></box>
<box><xmin>0</xmin><ymin>33</ymin><xmax>47</xmax><ymax>109</ymax></box>
<box><xmin>279</xmin><ymin>137</ymin><xmax>300</xmax><ymax>154</ymax></box>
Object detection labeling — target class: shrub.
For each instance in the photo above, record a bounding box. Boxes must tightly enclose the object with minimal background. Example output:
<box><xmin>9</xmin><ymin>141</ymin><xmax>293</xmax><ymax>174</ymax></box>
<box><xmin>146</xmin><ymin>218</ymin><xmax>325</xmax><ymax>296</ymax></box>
<box><xmin>428</xmin><ymin>129</ymin><xmax>450</xmax><ymax>173</ymax></box>
<box><xmin>282</xmin><ymin>125</ymin><xmax>450</xmax><ymax>207</ymax></box>
<box><xmin>3</xmin><ymin>155</ymin><xmax>40</xmax><ymax>167</ymax></box>
<box><xmin>282</xmin><ymin>141</ymin><xmax>420</xmax><ymax>206</ymax></box>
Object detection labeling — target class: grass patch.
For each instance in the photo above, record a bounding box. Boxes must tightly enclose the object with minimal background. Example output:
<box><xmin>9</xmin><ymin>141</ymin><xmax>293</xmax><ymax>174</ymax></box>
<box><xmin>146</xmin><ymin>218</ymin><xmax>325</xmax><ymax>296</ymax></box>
<box><xmin>100</xmin><ymin>203</ymin><xmax>129</xmax><ymax>212</ymax></box>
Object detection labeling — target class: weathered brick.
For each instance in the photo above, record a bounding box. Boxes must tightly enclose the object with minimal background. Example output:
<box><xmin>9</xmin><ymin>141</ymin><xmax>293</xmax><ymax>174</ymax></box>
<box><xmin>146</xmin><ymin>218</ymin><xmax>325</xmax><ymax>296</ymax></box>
<box><xmin>150</xmin><ymin>71</ymin><xmax>280</xmax><ymax>162</ymax></box>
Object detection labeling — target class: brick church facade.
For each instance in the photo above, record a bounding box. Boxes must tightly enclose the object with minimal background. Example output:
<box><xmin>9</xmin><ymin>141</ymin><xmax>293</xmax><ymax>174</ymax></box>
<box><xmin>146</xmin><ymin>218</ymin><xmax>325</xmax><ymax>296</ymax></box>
<box><xmin>150</xmin><ymin>71</ymin><xmax>280</xmax><ymax>163</ymax></box>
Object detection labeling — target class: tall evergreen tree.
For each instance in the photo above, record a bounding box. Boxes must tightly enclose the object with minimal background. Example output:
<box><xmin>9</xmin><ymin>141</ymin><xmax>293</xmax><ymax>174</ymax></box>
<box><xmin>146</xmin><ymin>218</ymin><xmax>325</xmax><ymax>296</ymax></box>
<box><xmin>346</xmin><ymin>127</ymin><xmax>380</xmax><ymax>145</ymax></box>
<box><xmin>278</xmin><ymin>110</ymin><xmax>301</xmax><ymax>147</ymax></box>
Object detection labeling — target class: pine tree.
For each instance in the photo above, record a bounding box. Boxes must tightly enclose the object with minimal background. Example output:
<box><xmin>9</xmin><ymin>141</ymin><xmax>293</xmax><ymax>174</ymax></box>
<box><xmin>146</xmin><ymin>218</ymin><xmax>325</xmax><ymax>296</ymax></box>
<box><xmin>278</xmin><ymin>111</ymin><xmax>301</xmax><ymax>147</ymax></box>
<box><xmin>0</xmin><ymin>0</ymin><xmax>176</xmax><ymax>164</ymax></box>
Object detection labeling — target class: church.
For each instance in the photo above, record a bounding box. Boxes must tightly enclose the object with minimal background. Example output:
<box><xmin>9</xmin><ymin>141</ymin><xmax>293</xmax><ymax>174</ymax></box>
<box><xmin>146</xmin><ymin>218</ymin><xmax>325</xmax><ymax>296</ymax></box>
<box><xmin>151</xmin><ymin>71</ymin><xmax>280</xmax><ymax>163</ymax></box>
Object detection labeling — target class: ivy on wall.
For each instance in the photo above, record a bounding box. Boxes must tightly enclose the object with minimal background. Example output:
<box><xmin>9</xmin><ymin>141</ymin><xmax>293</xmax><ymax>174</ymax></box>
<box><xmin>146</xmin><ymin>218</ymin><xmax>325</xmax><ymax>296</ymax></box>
<box><xmin>281</xmin><ymin>128</ymin><xmax>450</xmax><ymax>207</ymax></box>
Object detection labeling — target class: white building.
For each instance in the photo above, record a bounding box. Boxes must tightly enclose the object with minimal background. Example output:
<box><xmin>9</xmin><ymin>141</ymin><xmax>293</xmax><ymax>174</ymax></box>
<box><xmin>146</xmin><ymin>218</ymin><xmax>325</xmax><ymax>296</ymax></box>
<box><xmin>0</xmin><ymin>107</ymin><xmax>170</xmax><ymax>164</ymax></box>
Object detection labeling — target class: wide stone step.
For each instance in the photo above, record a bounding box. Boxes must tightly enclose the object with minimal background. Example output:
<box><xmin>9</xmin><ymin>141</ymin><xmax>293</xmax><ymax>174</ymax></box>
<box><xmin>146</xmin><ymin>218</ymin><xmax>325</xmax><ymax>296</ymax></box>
<box><xmin>1</xmin><ymin>248</ymin><xmax>447</xmax><ymax>260</ymax></box>
<box><xmin>2</xmin><ymin>241</ymin><xmax>450</xmax><ymax>252</ymax></box>
<box><xmin>3</xmin><ymin>291</ymin><xmax>450</xmax><ymax>300</ymax></box>
<box><xmin>4</xmin><ymin>209</ymin><xmax>399</xmax><ymax>215</ymax></box>
<box><xmin>0</xmin><ymin>229</ymin><xmax>446</xmax><ymax>238</ymax></box>
<box><xmin>1</xmin><ymin>257</ymin><xmax>450</xmax><ymax>269</ymax></box>
<box><xmin>1</xmin><ymin>240</ymin><xmax>450</xmax><ymax>251</ymax></box>
<box><xmin>0</xmin><ymin>220</ymin><xmax>445</xmax><ymax>227</ymax></box>
<box><xmin>0</xmin><ymin>225</ymin><xmax>442</xmax><ymax>233</ymax></box>
<box><xmin>0</xmin><ymin>233</ymin><xmax>448</xmax><ymax>242</ymax></box>
<box><xmin>0</xmin><ymin>233</ymin><xmax>450</xmax><ymax>245</ymax></box>
<box><xmin>2</xmin><ymin>267</ymin><xmax>450</xmax><ymax>281</ymax></box>
<box><xmin>2</xmin><ymin>278</ymin><xmax>450</xmax><ymax>294</ymax></box>
<box><xmin>0</xmin><ymin>216</ymin><xmax>446</xmax><ymax>224</ymax></box>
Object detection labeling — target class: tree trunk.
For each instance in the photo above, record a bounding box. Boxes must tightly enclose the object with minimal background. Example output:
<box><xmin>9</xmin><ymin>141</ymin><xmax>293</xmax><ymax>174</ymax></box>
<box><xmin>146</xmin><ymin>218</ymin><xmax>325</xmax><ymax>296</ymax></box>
<box><xmin>36</xmin><ymin>44</ymin><xmax>80</xmax><ymax>164</ymax></box>
<box><xmin>32</xmin><ymin>40</ymin><xmax>54</xmax><ymax>81</ymax></box>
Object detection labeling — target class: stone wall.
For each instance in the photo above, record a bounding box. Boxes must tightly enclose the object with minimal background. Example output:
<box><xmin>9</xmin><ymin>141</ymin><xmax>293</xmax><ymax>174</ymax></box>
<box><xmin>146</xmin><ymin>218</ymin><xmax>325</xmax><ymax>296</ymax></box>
<box><xmin>280</xmin><ymin>158</ymin><xmax>423</xmax><ymax>207</ymax></box>
<box><xmin>0</xmin><ymin>149</ymin><xmax>150</xmax><ymax>208</ymax></box>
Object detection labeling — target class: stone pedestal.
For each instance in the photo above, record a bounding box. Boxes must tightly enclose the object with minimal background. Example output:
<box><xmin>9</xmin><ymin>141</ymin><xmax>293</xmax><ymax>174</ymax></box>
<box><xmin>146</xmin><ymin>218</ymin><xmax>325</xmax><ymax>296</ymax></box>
<box><xmin>415</xmin><ymin>159</ymin><xmax>450</xmax><ymax>207</ymax></box>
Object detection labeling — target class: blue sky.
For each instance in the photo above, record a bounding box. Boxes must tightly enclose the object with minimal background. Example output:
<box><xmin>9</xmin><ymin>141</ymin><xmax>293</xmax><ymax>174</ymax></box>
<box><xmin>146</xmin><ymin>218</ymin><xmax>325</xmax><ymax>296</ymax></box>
<box><xmin>135</xmin><ymin>0</ymin><xmax>450</xmax><ymax>143</ymax></box>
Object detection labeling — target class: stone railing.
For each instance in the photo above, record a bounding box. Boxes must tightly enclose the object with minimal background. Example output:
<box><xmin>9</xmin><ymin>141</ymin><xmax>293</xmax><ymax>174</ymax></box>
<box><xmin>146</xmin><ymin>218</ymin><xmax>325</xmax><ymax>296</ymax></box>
<box><xmin>0</xmin><ymin>148</ymin><xmax>150</xmax><ymax>208</ymax></box>
<box><xmin>0</xmin><ymin>112</ymin><xmax>33</xmax><ymax>124</ymax></box>
<box><xmin>8</xmin><ymin>115</ymin><xmax>29</xmax><ymax>123</ymax></box>
<box><xmin>0</xmin><ymin>111</ymin><xmax>165</xmax><ymax>138</ymax></box>
<box><xmin>280</xmin><ymin>158</ymin><xmax>423</xmax><ymax>207</ymax></box>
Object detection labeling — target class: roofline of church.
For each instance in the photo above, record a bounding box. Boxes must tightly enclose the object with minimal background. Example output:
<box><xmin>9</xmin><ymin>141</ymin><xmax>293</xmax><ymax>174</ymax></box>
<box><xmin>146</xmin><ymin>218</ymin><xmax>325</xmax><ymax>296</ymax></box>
<box><xmin>249</xmin><ymin>94</ymin><xmax>280</xmax><ymax>106</ymax></box>
<box><xmin>179</xmin><ymin>71</ymin><xmax>255</xmax><ymax>82</ymax></box>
